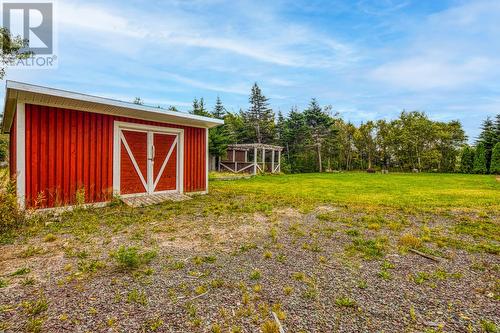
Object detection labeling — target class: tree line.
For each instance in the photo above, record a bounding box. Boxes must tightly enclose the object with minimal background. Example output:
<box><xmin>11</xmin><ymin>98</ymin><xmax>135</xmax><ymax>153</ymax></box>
<box><xmin>1</xmin><ymin>83</ymin><xmax>499</xmax><ymax>175</ymax></box>
<box><xmin>189</xmin><ymin>83</ymin><xmax>500</xmax><ymax>174</ymax></box>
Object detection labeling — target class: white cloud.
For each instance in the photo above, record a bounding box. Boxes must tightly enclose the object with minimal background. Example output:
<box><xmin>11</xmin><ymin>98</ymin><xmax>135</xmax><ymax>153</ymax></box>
<box><xmin>56</xmin><ymin>1</ymin><xmax>356</xmax><ymax>69</ymax></box>
<box><xmin>370</xmin><ymin>56</ymin><xmax>495</xmax><ymax>90</ymax></box>
<box><xmin>158</xmin><ymin>71</ymin><xmax>249</xmax><ymax>95</ymax></box>
<box><xmin>369</xmin><ymin>0</ymin><xmax>500</xmax><ymax>91</ymax></box>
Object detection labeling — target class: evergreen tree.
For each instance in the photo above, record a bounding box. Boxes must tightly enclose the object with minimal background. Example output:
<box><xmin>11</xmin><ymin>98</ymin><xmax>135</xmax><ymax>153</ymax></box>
<box><xmin>490</xmin><ymin>142</ymin><xmax>500</xmax><ymax>174</ymax></box>
<box><xmin>208</xmin><ymin>97</ymin><xmax>230</xmax><ymax>165</ymax></box>
<box><xmin>473</xmin><ymin>143</ymin><xmax>488</xmax><ymax>174</ymax></box>
<box><xmin>459</xmin><ymin>145</ymin><xmax>475</xmax><ymax>173</ymax></box>
<box><xmin>191</xmin><ymin>98</ymin><xmax>211</xmax><ymax>117</ymax></box>
<box><xmin>276</xmin><ymin>111</ymin><xmax>286</xmax><ymax>145</ymax></box>
<box><xmin>303</xmin><ymin>98</ymin><xmax>334</xmax><ymax>172</ymax></box>
<box><xmin>133</xmin><ymin>97</ymin><xmax>144</xmax><ymax>105</ymax></box>
<box><xmin>285</xmin><ymin>106</ymin><xmax>314</xmax><ymax>173</ymax></box>
<box><xmin>243</xmin><ymin>83</ymin><xmax>275</xmax><ymax>143</ymax></box>
<box><xmin>495</xmin><ymin>114</ymin><xmax>500</xmax><ymax>143</ymax></box>
<box><xmin>224</xmin><ymin>111</ymin><xmax>247</xmax><ymax>143</ymax></box>
<box><xmin>212</xmin><ymin>96</ymin><xmax>226</xmax><ymax>119</ymax></box>
<box><xmin>477</xmin><ymin>117</ymin><xmax>496</xmax><ymax>171</ymax></box>
<box><xmin>167</xmin><ymin>106</ymin><xmax>179</xmax><ymax>112</ymax></box>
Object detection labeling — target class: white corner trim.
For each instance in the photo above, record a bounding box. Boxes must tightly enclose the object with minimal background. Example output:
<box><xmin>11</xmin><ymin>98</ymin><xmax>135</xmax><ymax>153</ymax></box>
<box><xmin>205</xmin><ymin>128</ymin><xmax>209</xmax><ymax>194</ymax></box>
<box><xmin>16</xmin><ymin>103</ymin><xmax>25</xmax><ymax>209</ymax></box>
<box><xmin>112</xmin><ymin>122</ymin><xmax>121</xmax><ymax>194</ymax></box>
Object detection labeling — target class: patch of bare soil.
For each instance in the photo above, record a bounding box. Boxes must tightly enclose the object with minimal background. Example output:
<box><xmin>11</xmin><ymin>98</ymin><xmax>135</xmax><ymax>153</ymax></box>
<box><xmin>0</xmin><ymin>208</ymin><xmax>498</xmax><ymax>332</ymax></box>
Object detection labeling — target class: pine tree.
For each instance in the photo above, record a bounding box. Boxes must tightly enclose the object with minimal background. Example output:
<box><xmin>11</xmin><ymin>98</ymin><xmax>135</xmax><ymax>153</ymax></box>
<box><xmin>276</xmin><ymin>111</ymin><xmax>286</xmax><ymax>145</ymax></box>
<box><xmin>495</xmin><ymin>114</ymin><xmax>500</xmax><ymax>143</ymax></box>
<box><xmin>244</xmin><ymin>83</ymin><xmax>275</xmax><ymax>143</ymax></box>
<box><xmin>490</xmin><ymin>142</ymin><xmax>500</xmax><ymax>174</ymax></box>
<box><xmin>459</xmin><ymin>145</ymin><xmax>475</xmax><ymax>173</ymax></box>
<box><xmin>473</xmin><ymin>143</ymin><xmax>488</xmax><ymax>174</ymax></box>
<box><xmin>208</xmin><ymin>97</ymin><xmax>230</xmax><ymax>164</ymax></box>
<box><xmin>285</xmin><ymin>106</ymin><xmax>313</xmax><ymax>173</ymax></box>
<box><xmin>477</xmin><ymin>117</ymin><xmax>496</xmax><ymax>171</ymax></box>
<box><xmin>191</xmin><ymin>98</ymin><xmax>211</xmax><ymax>117</ymax></box>
<box><xmin>212</xmin><ymin>96</ymin><xmax>226</xmax><ymax>119</ymax></box>
<box><xmin>303</xmin><ymin>98</ymin><xmax>334</xmax><ymax>172</ymax></box>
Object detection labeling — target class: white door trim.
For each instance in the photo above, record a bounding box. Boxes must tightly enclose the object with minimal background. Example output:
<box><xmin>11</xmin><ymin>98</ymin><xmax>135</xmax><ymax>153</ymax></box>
<box><xmin>113</xmin><ymin>121</ymin><xmax>184</xmax><ymax>196</ymax></box>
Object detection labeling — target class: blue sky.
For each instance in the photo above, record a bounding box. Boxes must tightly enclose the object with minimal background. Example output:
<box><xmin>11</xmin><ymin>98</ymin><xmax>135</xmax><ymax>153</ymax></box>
<box><xmin>2</xmin><ymin>0</ymin><xmax>500</xmax><ymax>141</ymax></box>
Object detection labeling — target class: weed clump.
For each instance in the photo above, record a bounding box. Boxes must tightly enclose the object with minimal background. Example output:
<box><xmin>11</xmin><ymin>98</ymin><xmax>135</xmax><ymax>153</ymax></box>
<box><xmin>112</xmin><ymin>246</ymin><xmax>157</xmax><ymax>270</ymax></box>
<box><xmin>249</xmin><ymin>269</ymin><xmax>262</xmax><ymax>280</ymax></box>
<box><xmin>348</xmin><ymin>237</ymin><xmax>386</xmax><ymax>259</ymax></box>
<box><xmin>261</xmin><ymin>320</ymin><xmax>279</xmax><ymax>333</ymax></box>
<box><xmin>399</xmin><ymin>233</ymin><xmax>422</xmax><ymax>249</ymax></box>
<box><xmin>335</xmin><ymin>297</ymin><xmax>356</xmax><ymax>307</ymax></box>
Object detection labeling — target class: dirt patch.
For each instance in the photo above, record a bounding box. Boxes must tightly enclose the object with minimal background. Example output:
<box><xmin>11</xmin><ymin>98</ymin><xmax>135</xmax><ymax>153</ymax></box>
<box><xmin>315</xmin><ymin>205</ymin><xmax>338</xmax><ymax>213</ymax></box>
<box><xmin>274</xmin><ymin>207</ymin><xmax>302</xmax><ymax>218</ymax></box>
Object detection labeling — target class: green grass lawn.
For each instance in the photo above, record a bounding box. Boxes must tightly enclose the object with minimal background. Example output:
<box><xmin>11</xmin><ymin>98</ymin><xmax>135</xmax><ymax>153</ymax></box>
<box><xmin>210</xmin><ymin>172</ymin><xmax>500</xmax><ymax>211</ymax></box>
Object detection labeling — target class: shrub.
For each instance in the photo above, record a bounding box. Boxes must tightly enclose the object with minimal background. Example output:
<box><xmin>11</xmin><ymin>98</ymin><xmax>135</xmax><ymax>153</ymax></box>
<box><xmin>0</xmin><ymin>134</ymin><xmax>7</xmax><ymax>162</ymax></box>
<box><xmin>490</xmin><ymin>142</ymin><xmax>500</xmax><ymax>174</ymax></box>
<box><xmin>114</xmin><ymin>246</ymin><xmax>140</xmax><ymax>269</ymax></box>
<box><xmin>0</xmin><ymin>180</ymin><xmax>23</xmax><ymax>233</ymax></box>
<box><xmin>459</xmin><ymin>145</ymin><xmax>475</xmax><ymax>173</ymax></box>
<box><xmin>473</xmin><ymin>143</ymin><xmax>488</xmax><ymax>174</ymax></box>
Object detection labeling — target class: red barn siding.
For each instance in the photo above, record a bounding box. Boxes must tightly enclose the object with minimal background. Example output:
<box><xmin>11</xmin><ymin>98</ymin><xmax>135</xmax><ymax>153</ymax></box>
<box><xmin>23</xmin><ymin>104</ymin><xmax>206</xmax><ymax>208</ymax></box>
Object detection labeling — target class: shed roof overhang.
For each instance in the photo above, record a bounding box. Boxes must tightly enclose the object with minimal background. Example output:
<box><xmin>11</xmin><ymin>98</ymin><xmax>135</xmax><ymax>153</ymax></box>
<box><xmin>1</xmin><ymin>81</ymin><xmax>224</xmax><ymax>133</ymax></box>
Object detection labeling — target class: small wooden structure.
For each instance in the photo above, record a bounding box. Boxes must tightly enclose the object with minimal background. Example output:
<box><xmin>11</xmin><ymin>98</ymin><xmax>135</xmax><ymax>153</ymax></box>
<box><xmin>219</xmin><ymin>143</ymin><xmax>283</xmax><ymax>175</ymax></box>
<box><xmin>2</xmin><ymin>81</ymin><xmax>223</xmax><ymax>209</ymax></box>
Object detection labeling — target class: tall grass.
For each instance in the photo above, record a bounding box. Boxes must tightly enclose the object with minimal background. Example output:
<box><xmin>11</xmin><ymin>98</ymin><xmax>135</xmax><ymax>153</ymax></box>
<box><xmin>0</xmin><ymin>168</ymin><xmax>23</xmax><ymax>233</ymax></box>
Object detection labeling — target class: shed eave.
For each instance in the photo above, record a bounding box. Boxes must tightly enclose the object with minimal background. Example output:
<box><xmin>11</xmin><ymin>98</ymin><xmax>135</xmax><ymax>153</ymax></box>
<box><xmin>1</xmin><ymin>81</ymin><xmax>224</xmax><ymax>133</ymax></box>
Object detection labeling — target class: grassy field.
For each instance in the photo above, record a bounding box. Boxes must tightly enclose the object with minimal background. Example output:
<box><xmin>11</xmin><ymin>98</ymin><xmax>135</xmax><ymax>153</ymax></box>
<box><xmin>211</xmin><ymin>172</ymin><xmax>500</xmax><ymax>211</ymax></box>
<box><xmin>0</xmin><ymin>172</ymin><xmax>499</xmax><ymax>332</ymax></box>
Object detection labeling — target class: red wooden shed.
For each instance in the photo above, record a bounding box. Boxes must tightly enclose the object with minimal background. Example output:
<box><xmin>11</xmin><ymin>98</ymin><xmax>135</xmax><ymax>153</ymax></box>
<box><xmin>1</xmin><ymin>81</ymin><xmax>223</xmax><ymax>209</ymax></box>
